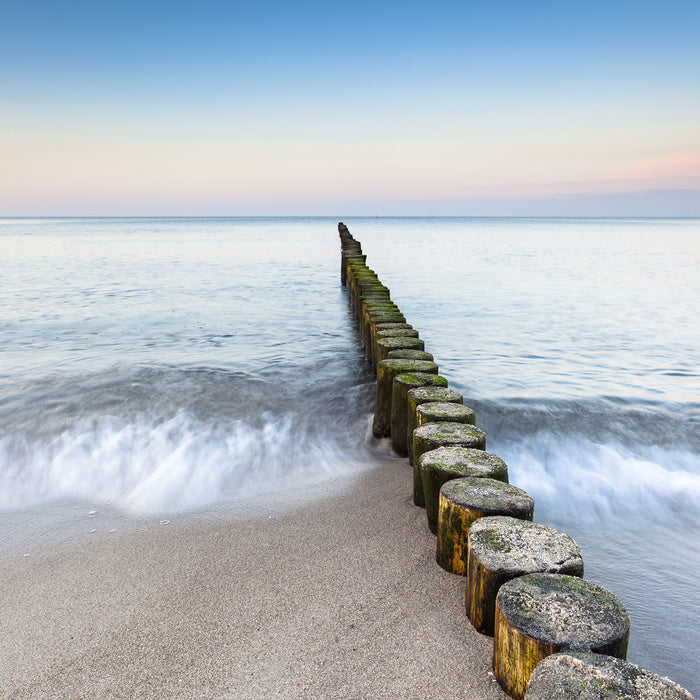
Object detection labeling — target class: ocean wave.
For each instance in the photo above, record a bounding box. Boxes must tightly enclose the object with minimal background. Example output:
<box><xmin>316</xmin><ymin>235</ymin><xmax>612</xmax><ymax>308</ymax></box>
<box><xmin>0</xmin><ymin>409</ymin><xmax>373</xmax><ymax>515</ymax></box>
<box><xmin>494</xmin><ymin>434</ymin><xmax>700</xmax><ymax>526</ymax></box>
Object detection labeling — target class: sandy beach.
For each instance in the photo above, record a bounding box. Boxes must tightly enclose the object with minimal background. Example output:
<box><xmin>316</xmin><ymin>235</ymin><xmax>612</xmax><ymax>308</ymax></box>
<box><xmin>0</xmin><ymin>458</ymin><xmax>506</xmax><ymax>699</ymax></box>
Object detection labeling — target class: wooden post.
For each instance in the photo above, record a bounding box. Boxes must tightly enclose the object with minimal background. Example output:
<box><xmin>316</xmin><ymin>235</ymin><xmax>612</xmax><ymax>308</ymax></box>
<box><xmin>525</xmin><ymin>652</ymin><xmax>695</xmax><ymax>700</ymax></box>
<box><xmin>373</xmin><ymin>360</ymin><xmax>439</xmax><ymax>438</ymax></box>
<box><xmin>390</xmin><ymin>373</ymin><xmax>449</xmax><ymax>456</ymax></box>
<box><xmin>412</xmin><ymin>422</ymin><xmax>486</xmax><ymax>506</ymax></box>
<box><xmin>406</xmin><ymin>387</ymin><xmax>464</xmax><ymax>465</ymax></box>
<box><xmin>419</xmin><ymin>446</ymin><xmax>508</xmax><ymax>534</ymax></box>
<box><xmin>436</xmin><ymin>477</ymin><xmax>534</xmax><ymax>575</ymax></box>
<box><xmin>494</xmin><ymin>574</ymin><xmax>630</xmax><ymax>700</ymax></box>
<box><xmin>466</xmin><ymin>516</ymin><xmax>583</xmax><ymax>636</ymax></box>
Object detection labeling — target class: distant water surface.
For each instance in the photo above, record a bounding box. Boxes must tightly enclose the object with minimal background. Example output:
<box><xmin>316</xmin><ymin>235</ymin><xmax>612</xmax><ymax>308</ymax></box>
<box><xmin>0</xmin><ymin>216</ymin><xmax>698</xmax><ymax>694</ymax></box>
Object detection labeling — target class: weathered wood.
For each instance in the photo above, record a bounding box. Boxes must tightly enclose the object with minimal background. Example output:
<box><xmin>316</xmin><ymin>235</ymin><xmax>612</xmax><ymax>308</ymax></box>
<box><xmin>373</xmin><ymin>360</ymin><xmax>439</xmax><ymax>438</ymax></box>
<box><xmin>436</xmin><ymin>477</ymin><xmax>534</xmax><ymax>575</ymax></box>
<box><xmin>390</xmin><ymin>373</ymin><xmax>449</xmax><ymax>456</ymax></box>
<box><xmin>419</xmin><ymin>447</ymin><xmax>508</xmax><ymax>535</ymax></box>
<box><xmin>368</xmin><ymin>321</ymin><xmax>415</xmax><ymax>364</ymax></box>
<box><xmin>375</xmin><ymin>336</ymin><xmax>426</xmax><ymax>366</ymax></box>
<box><xmin>525</xmin><ymin>652</ymin><xmax>696</xmax><ymax>700</ymax></box>
<box><xmin>412</xmin><ymin>422</ymin><xmax>486</xmax><ymax>507</ymax></box>
<box><xmin>340</xmin><ymin>252</ymin><xmax>365</xmax><ymax>286</ymax></box>
<box><xmin>377</xmin><ymin>328</ymin><xmax>419</xmax><ymax>339</ymax></box>
<box><xmin>466</xmin><ymin>516</ymin><xmax>583</xmax><ymax>636</ymax></box>
<box><xmin>494</xmin><ymin>574</ymin><xmax>630</xmax><ymax>700</ymax></box>
<box><xmin>387</xmin><ymin>349</ymin><xmax>434</xmax><ymax>361</ymax></box>
<box><xmin>406</xmin><ymin>387</ymin><xmax>464</xmax><ymax>465</ymax></box>
<box><xmin>363</xmin><ymin>311</ymin><xmax>406</xmax><ymax>355</ymax></box>
<box><xmin>416</xmin><ymin>401</ymin><xmax>475</xmax><ymax>425</ymax></box>
<box><xmin>366</xmin><ymin>322</ymin><xmax>412</xmax><ymax>360</ymax></box>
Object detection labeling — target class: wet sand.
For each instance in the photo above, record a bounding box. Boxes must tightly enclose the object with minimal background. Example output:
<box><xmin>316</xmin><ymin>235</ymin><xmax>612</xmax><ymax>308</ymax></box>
<box><xmin>0</xmin><ymin>460</ymin><xmax>507</xmax><ymax>699</ymax></box>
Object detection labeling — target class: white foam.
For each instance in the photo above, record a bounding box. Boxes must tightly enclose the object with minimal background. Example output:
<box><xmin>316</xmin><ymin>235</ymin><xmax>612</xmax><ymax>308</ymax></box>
<box><xmin>0</xmin><ymin>410</ymin><xmax>369</xmax><ymax>515</ymax></box>
<box><xmin>496</xmin><ymin>434</ymin><xmax>700</xmax><ymax>525</ymax></box>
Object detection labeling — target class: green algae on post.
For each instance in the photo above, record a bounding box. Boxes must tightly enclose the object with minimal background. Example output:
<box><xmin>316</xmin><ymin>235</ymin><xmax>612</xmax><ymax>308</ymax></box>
<box><xmin>416</xmin><ymin>402</ymin><xmax>476</xmax><ymax>427</ymax></box>
<box><xmin>375</xmin><ymin>336</ymin><xmax>425</xmax><ymax>365</ymax></box>
<box><xmin>340</xmin><ymin>252</ymin><xmax>365</xmax><ymax>286</ymax></box>
<box><xmin>436</xmin><ymin>476</ymin><xmax>534</xmax><ymax>575</ymax></box>
<box><xmin>406</xmin><ymin>387</ymin><xmax>464</xmax><ymax>465</ymax></box>
<box><xmin>412</xmin><ymin>422</ymin><xmax>486</xmax><ymax>506</ymax></box>
<box><xmin>377</xmin><ymin>327</ymin><xmax>418</xmax><ymax>336</ymax></box>
<box><xmin>366</xmin><ymin>322</ymin><xmax>412</xmax><ymax>361</ymax></box>
<box><xmin>524</xmin><ymin>652</ymin><xmax>696</xmax><ymax>700</ymax></box>
<box><xmin>373</xmin><ymin>360</ymin><xmax>439</xmax><ymax>438</ymax></box>
<box><xmin>494</xmin><ymin>574</ymin><xmax>630</xmax><ymax>700</ymax></box>
<box><xmin>364</xmin><ymin>312</ymin><xmax>407</xmax><ymax>348</ymax></box>
<box><xmin>466</xmin><ymin>516</ymin><xmax>583</xmax><ymax>637</ymax></box>
<box><xmin>390</xmin><ymin>373</ymin><xmax>449</xmax><ymax>457</ymax></box>
<box><xmin>387</xmin><ymin>349</ymin><xmax>434</xmax><ymax>361</ymax></box>
<box><xmin>418</xmin><ymin>446</ymin><xmax>508</xmax><ymax>535</ymax></box>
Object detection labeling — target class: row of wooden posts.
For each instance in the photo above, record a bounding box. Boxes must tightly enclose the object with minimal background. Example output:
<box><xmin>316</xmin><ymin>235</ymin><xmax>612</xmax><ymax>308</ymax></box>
<box><xmin>338</xmin><ymin>223</ymin><xmax>695</xmax><ymax>700</ymax></box>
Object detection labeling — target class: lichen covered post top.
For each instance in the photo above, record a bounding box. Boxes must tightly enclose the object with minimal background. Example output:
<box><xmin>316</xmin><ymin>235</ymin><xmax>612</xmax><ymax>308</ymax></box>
<box><xmin>525</xmin><ymin>652</ymin><xmax>696</xmax><ymax>700</ymax></box>
<box><xmin>416</xmin><ymin>402</ymin><xmax>476</xmax><ymax>423</ymax></box>
<box><xmin>413</xmin><ymin>421</ymin><xmax>486</xmax><ymax>445</ymax></box>
<box><xmin>407</xmin><ymin>386</ymin><xmax>463</xmax><ymax>404</ymax></box>
<box><xmin>376</xmin><ymin>336</ymin><xmax>425</xmax><ymax>350</ymax></box>
<box><xmin>420</xmin><ymin>446</ymin><xmax>507</xmax><ymax>480</ymax></box>
<box><xmin>377</xmin><ymin>359</ymin><xmax>439</xmax><ymax>374</ymax></box>
<box><xmin>376</xmin><ymin>328</ymin><xmax>419</xmax><ymax>338</ymax></box>
<box><xmin>440</xmin><ymin>477</ymin><xmax>533</xmax><ymax>515</ymax></box>
<box><xmin>496</xmin><ymin>573</ymin><xmax>630</xmax><ymax>651</ymax></box>
<box><xmin>468</xmin><ymin>516</ymin><xmax>583</xmax><ymax>576</ymax></box>
<box><xmin>387</xmin><ymin>349</ymin><xmax>434</xmax><ymax>361</ymax></box>
<box><xmin>393</xmin><ymin>372</ymin><xmax>447</xmax><ymax>389</ymax></box>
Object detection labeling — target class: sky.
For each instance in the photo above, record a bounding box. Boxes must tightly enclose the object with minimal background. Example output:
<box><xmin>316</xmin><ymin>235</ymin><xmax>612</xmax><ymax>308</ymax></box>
<box><xmin>1</xmin><ymin>0</ymin><xmax>699</xmax><ymax>216</ymax></box>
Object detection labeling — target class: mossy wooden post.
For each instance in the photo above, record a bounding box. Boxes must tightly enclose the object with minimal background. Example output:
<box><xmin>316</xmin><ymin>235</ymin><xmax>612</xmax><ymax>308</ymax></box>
<box><xmin>466</xmin><ymin>516</ymin><xmax>584</xmax><ymax>637</ymax></box>
<box><xmin>367</xmin><ymin>314</ymin><xmax>411</xmax><ymax>362</ymax></box>
<box><xmin>361</xmin><ymin>300</ymin><xmax>400</xmax><ymax>328</ymax></box>
<box><xmin>416</xmin><ymin>401</ymin><xmax>476</xmax><ymax>427</ymax></box>
<box><xmin>377</xmin><ymin>328</ymin><xmax>419</xmax><ymax>339</ymax></box>
<box><xmin>356</xmin><ymin>288</ymin><xmax>390</xmax><ymax>312</ymax></box>
<box><xmin>387</xmin><ymin>349</ymin><xmax>434</xmax><ymax>361</ymax></box>
<box><xmin>406</xmin><ymin>387</ymin><xmax>463</xmax><ymax>465</ymax></box>
<box><xmin>352</xmin><ymin>275</ymin><xmax>383</xmax><ymax>315</ymax></box>
<box><xmin>359</xmin><ymin>289</ymin><xmax>392</xmax><ymax>307</ymax></box>
<box><xmin>365</xmin><ymin>315</ymin><xmax>409</xmax><ymax>366</ymax></box>
<box><xmin>356</xmin><ymin>293</ymin><xmax>387</xmax><ymax>326</ymax></box>
<box><xmin>390</xmin><ymin>373</ymin><xmax>449</xmax><ymax>456</ymax></box>
<box><xmin>341</xmin><ymin>252</ymin><xmax>365</xmax><ymax>286</ymax></box>
<box><xmin>357</xmin><ymin>292</ymin><xmax>392</xmax><ymax>336</ymax></box>
<box><xmin>368</xmin><ymin>322</ymin><xmax>412</xmax><ymax>360</ymax></box>
<box><xmin>419</xmin><ymin>447</ymin><xmax>508</xmax><ymax>535</ymax></box>
<box><xmin>345</xmin><ymin>259</ymin><xmax>373</xmax><ymax>292</ymax></box>
<box><xmin>351</xmin><ymin>275</ymin><xmax>381</xmax><ymax>314</ymax></box>
<box><xmin>524</xmin><ymin>652</ymin><xmax>696</xmax><ymax>700</ymax></box>
<box><xmin>494</xmin><ymin>574</ymin><xmax>630</xmax><ymax>700</ymax></box>
<box><xmin>413</xmin><ymin>402</ymin><xmax>478</xmax><ymax>509</ymax></box>
<box><xmin>373</xmin><ymin>328</ymin><xmax>419</xmax><ymax>365</ymax></box>
<box><xmin>363</xmin><ymin>311</ymin><xmax>407</xmax><ymax>356</ymax></box>
<box><xmin>362</xmin><ymin>300</ymin><xmax>400</xmax><ymax>318</ymax></box>
<box><xmin>338</xmin><ymin>221</ymin><xmax>352</xmax><ymax>240</ymax></box>
<box><xmin>412</xmin><ymin>422</ymin><xmax>485</xmax><ymax>507</ymax></box>
<box><xmin>373</xmin><ymin>360</ymin><xmax>439</xmax><ymax>438</ymax></box>
<box><xmin>436</xmin><ymin>477</ymin><xmax>534</xmax><ymax>575</ymax></box>
<box><xmin>375</xmin><ymin>336</ymin><xmax>426</xmax><ymax>366</ymax></box>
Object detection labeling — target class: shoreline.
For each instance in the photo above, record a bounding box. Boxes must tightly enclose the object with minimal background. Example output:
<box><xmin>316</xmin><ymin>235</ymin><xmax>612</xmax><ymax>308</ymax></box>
<box><xmin>0</xmin><ymin>458</ymin><xmax>506</xmax><ymax>699</ymax></box>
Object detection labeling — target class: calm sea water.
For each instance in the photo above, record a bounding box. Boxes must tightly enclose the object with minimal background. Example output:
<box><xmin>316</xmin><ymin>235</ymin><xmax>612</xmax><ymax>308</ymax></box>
<box><xmin>1</xmin><ymin>216</ymin><xmax>698</xmax><ymax>693</ymax></box>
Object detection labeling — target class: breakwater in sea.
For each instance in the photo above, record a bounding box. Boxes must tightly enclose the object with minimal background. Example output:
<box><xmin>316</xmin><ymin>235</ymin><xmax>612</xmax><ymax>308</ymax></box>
<box><xmin>339</xmin><ymin>222</ymin><xmax>696</xmax><ymax>700</ymax></box>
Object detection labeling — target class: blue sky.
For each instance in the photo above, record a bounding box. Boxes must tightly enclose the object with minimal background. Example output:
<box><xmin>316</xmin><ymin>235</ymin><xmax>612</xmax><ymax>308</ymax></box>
<box><xmin>2</xmin><ymin>0</ymin><xmax>699</xmax><ymax>215</ymax></box>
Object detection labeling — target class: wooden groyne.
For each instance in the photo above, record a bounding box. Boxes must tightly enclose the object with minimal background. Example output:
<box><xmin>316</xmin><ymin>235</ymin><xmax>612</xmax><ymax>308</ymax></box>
<box><xmin>338</xmin><ymin>223</ymin><xmax>696</xmax><ymax>700</ymax></box>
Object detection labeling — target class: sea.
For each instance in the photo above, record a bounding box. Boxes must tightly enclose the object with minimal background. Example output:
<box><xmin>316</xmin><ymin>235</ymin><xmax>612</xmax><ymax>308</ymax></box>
<box><xmin>1</xmin><ymin>216</ymin><xmax>698</xmax><ymax>694</ymax></box>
